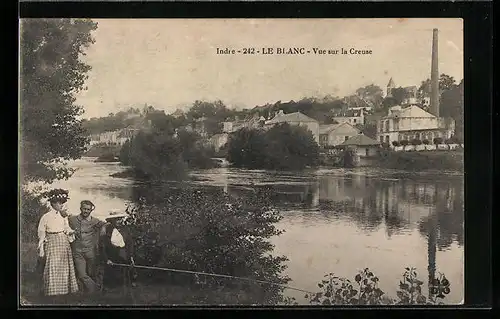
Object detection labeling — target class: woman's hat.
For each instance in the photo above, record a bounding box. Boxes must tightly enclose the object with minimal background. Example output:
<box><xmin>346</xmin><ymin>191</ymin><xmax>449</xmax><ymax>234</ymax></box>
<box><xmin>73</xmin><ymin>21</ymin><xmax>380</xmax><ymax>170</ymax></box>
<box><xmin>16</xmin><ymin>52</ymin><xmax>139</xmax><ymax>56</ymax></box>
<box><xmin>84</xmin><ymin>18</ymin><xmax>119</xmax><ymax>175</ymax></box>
<box><xmin>105</xmin><ymin>210</ymin><xmax>129</xmax><ymax>221</ymax></box>
<box><xmin>43</xmin><ymin>188</ymin><xmax>69</xmax><ymax>203</ymax></box>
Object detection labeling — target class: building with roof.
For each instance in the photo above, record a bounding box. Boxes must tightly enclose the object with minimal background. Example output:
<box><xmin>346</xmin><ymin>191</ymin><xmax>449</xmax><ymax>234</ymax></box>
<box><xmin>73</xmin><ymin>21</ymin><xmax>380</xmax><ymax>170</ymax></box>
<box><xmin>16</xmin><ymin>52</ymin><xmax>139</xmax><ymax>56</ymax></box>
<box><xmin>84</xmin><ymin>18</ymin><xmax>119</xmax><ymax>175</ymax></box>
<box><xmin>265</xmin><ymin>111</ymin><xmax>320</xmax><ymax>143</ymax></box>
<box><xmin>222</xmin><ymin>113</ymin><xmax>266</xmax><ymax>133</ymax></box>
<box><xmin>376</xmin><ymin>105</ymin><xmax>455</xmax><ymax>145</ymax></box>
<box><xmin>337</xmin><ymin>134</ymin><xmax>381</xmax><ymax>158</ymax></box>
<box><xmin>331</xmin><ymin>108</ymin><xmax>365</xmax><ymax>126</ymax></box>
<box><xmin>319</xmin><ymin>122</ymin><xmax>361</xmax><ymax>148</ymax></box>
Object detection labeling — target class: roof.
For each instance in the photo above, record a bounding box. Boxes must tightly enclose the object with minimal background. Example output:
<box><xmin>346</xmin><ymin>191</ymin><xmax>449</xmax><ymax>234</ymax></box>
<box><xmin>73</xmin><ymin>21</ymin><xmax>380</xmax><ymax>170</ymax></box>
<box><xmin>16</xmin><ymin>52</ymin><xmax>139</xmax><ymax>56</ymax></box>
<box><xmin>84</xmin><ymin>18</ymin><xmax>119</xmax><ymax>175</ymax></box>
<box><xmin>266</xmin><ymin>111</ymin><xmax>318</xmax><ymax>124</ymax></box>
<box><xmin>341</xmin><ymin>134</ymin><xmax>381</xmax><ymax>146</ymax></box>
<box><xmin>319</xmin><ymin>124</ymin><xmax>341</xmax><ymax>135</ymax></box>
<box><xmin>319</xmin><ymin>122</ymin><xmax>359</xmax><ymax>135</ymax></box>
<box><xmin>387</xmin><ymin>105</ymin><xmax>436</xmax><ymax>119</ymax></box>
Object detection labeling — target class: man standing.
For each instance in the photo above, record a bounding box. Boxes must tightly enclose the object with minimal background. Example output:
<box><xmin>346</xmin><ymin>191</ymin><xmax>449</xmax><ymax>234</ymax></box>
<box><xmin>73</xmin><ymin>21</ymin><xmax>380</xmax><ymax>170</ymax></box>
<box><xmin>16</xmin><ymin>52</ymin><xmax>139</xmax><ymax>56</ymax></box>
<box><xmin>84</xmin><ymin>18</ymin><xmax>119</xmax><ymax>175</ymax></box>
<box><xmin>68</xmin><ymin>200</ymin><xmax>107</xmax><ymax>294</ymax></box>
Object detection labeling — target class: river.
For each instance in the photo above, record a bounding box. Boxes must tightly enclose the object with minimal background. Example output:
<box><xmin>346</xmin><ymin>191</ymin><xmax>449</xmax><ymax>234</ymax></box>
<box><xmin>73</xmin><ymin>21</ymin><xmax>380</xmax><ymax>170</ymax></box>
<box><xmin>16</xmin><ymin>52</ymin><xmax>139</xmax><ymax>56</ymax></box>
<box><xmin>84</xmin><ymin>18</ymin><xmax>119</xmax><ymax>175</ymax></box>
<box><xmin>49</xmin><ymin>157</ymin><xmax>464</xmax><ymax>304</ymax></box>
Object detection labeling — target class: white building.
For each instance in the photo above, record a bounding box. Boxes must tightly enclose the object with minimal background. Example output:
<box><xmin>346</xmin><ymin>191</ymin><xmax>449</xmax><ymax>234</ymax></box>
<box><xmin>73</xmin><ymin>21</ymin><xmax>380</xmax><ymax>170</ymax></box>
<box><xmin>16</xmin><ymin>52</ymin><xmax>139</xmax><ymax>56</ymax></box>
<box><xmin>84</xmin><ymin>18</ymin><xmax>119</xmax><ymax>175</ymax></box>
<box><xmin>376</xmin><ymin>105</ymin><xmax>455</xmax><ymax>144</ymax></box>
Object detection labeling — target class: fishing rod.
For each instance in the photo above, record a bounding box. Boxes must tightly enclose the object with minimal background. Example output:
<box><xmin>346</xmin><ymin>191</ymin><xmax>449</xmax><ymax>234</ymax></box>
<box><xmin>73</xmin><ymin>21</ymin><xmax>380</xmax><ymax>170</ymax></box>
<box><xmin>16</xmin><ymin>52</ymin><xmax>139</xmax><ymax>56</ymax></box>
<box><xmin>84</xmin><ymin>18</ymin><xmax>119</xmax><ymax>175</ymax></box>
<box><xmin>109</xmin><ymin>262</ymin><xmax>315</xmax><ymax>295</ymax></box>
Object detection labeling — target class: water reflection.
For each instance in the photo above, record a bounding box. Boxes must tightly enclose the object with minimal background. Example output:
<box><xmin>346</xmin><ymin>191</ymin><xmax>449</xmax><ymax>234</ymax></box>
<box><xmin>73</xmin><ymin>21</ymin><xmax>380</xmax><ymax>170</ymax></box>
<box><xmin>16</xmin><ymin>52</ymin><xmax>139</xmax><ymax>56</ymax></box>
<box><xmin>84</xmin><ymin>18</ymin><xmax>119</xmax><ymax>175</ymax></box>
<box><xmin>191</xmin><ymin>169</ymin><xmax>464</xmax><ymax>251</ymax></box>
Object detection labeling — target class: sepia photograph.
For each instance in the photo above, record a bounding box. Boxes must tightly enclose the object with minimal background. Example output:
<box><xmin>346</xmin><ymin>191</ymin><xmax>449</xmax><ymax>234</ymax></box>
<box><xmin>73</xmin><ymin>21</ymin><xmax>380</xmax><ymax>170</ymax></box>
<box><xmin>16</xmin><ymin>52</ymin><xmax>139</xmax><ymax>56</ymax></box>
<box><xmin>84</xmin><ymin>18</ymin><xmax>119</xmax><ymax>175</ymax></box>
<box><xmin>19</xmin><ymin>18</ymin><xmax>464</xmax><ymax>306</ymax></box>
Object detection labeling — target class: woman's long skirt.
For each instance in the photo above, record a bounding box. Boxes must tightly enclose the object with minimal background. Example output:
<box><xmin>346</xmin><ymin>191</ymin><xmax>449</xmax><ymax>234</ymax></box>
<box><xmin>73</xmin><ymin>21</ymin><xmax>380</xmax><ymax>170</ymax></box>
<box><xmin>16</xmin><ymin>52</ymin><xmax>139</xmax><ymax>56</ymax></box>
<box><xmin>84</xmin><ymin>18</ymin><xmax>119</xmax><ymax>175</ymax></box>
<box><xmin>43</xmin><ymin>233</ymin><xmax>79</xmax><ymax>296</ymax></box>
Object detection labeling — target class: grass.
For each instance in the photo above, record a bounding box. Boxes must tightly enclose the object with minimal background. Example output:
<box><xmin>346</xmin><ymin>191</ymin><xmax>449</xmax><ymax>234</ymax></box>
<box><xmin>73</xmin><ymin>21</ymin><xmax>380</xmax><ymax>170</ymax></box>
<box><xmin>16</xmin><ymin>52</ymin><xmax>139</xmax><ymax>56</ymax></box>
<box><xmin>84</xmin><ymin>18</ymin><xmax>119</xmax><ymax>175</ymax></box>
<box><xmin>377</xmin><ymin>149</ymin><xmax>464</xmax><ymax>171</ymax></box>
<box><xmin>20</xmin><ymin>243</ymin><xmax>268</xmax><ymax>306</ymax></box>
<box><xmin>20</xmin><ymin>268</ymin><xmax>264</xmax><ymax>306</ymax></box>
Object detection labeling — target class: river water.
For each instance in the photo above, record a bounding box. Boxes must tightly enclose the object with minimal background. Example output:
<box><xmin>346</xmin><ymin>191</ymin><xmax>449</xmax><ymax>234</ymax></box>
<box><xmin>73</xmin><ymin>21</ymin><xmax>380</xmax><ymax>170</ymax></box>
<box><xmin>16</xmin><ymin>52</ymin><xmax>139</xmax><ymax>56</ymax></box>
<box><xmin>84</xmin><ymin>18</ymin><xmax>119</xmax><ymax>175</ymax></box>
<box><xmin>49</xmin><ymin>157</ymin><xmax>464</xmax><ymax>304</ymax></box>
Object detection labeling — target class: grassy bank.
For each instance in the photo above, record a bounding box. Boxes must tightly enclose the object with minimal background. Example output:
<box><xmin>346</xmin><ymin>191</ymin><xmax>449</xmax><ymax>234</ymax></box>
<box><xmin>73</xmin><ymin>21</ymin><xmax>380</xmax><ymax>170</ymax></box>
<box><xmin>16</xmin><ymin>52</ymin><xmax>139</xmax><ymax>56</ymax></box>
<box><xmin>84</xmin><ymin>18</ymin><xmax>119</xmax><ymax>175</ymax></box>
<box><xmin>376</xmin><ymin>150</ymin><xmax>464</xmax><ymax>171</ymax></box>
<box><xmin>20</xmin><ymin>270</ymin><xmax>262</xmax><ymax>306</ymax></box>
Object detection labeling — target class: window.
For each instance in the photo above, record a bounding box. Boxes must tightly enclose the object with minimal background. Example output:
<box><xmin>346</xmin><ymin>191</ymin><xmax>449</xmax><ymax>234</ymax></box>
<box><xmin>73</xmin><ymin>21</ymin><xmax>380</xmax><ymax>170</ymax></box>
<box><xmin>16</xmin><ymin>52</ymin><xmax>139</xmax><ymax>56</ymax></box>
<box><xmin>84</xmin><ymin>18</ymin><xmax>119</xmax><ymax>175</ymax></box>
<box><xmin>345</xmin><ymin>136</ymin><xmax>349</xmax><ymax>141</ymax></box>
<box><xmin>385</xmin><ymin>136</ymin><xmax>390</xmax><ymax>143</ymax></box>
<box><xmin>353</xmin><ymin>119</ymin><xmax>357</xmax><ymax>124</ymax></box>
<box><xmin>365</xmin><ymin>148</ymin><xmax>369</xmax><ymax>157</ymax></box>
<box><xmin>380</xmin><ymin>136</ymin><xmax>384</xmax><ymax>143</ymax></box>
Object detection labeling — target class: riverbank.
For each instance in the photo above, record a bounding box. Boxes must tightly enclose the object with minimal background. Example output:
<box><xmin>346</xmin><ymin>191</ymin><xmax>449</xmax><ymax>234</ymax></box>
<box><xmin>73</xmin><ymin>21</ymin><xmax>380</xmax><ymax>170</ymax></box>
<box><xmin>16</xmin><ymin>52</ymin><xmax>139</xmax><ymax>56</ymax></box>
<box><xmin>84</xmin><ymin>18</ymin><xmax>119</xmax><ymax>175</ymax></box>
<box><xmin>375</xmin><ymin>149</ymin><xmax>464</xmax><ymax>171</ymax></box>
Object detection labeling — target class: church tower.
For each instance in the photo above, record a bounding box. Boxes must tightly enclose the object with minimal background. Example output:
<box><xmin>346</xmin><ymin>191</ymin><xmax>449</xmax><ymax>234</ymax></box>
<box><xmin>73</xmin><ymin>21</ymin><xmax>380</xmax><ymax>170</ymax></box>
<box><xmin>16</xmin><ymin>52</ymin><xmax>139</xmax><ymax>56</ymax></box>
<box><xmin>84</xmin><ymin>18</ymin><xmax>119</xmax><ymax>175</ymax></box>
<box><xmin>386</xmin><ymin>77</ymin><xmax>395</xmax><ymax>97</ymax></box>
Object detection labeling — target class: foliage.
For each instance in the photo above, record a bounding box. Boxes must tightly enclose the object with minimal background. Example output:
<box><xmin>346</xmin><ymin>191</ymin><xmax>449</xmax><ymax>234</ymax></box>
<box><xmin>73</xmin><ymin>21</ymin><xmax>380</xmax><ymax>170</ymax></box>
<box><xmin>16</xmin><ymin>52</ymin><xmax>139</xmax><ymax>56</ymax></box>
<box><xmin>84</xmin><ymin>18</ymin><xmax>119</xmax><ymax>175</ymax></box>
<box><xmin>355</xmin><ymin>123</ymin><xmax>377</xmax><ymax>139</ymax></box>
<box><xmin>392</xmin><ymin>141</ymin><xmax>400</xmax><ymax>147</ymax></box>
<box><xmin>119</xmin><ymin>128</ymin><xmax>217</xmax><ymax>181</ymax></box>
<box><xmin>400</xmin><ymin>140</ymin><xmax>409</xmax><ymax>150</ymax></box>
<box><xmin>411</xmin><ymin>139</ymin><xmax>422</xmax><ymax>146</ymax></box>
<box><xmin>440</xmin><ymin>80</ymin><xmax>464</xmax><ymax>139</ymax></box>
<box><xmin>377</xmin><ymin>149</ymin><xmax>464</xmax><ymax>171</ymax></box>
<box><xmin>20</xmin><ymin>18</ymin><xmax>97</xmax><ymax>184</ymax></box>
<box><xmin>342</xmin><ymin>147</ymin><xmax>358</xmax><ymax>168</ymax></box>
<box><xmin>124</xmin><ymin>186</ymin><xmax>291</xmax><ymax>305</ymax></box>
<box><xmin>417</xmin><ymin>74</ymin><xmax>457</xmax><ymax>98</ymax></box>
<box><xmin>433</xmin><ymin>137</ymin><xmax>443</xmax><ymax>145</ymax></box>
<box><xmin>389</xmin><ymin>87</ymin><xmax>409</xmax><ymax>105</ymax></box>
<box><xmin>20</xmin><ymin>188</ymin><xmax>50</xmax><ymax>244</ymax></box>
<box><xmin>355</xmin><ymin>84</ymin><xmax>384</xmax><ymax>109</ymax></box>
<box><xmin>227</xmin><ymin>123</ymin><xmax>319</xmax><ymax>170</ymax></box>
<box><xmin>422</xmin><ymin>139</ymin><xmax>430</xmax><ymax>145</ymax></box>
<box><xmin>306</xmin><ymin>267</ymin><xmax>450</xmax><ymax>305</ymax></box>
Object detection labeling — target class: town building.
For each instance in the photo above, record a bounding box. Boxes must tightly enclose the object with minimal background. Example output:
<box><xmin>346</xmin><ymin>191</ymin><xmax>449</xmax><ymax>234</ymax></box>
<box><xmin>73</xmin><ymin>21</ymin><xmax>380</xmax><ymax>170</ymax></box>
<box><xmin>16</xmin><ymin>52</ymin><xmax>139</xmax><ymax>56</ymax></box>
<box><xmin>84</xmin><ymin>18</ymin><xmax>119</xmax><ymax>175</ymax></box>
<box><xmin>222</xmin><ymin>114</ymin><xmax>266</xmax><ymax>133</ymax></box>
<box><xmin>88</xmin><ymin>128</ymin><xmax>139</xmax><ymax>146</ymax></box>
<box><xmin>319</xmin><ymin>122</ymin><xmax>361</xmax><ymax>148</ymax></box>
<box><xmin>376</xmin><ymin>104</ymin><xmax>455</xmax><ymax>144</ymax></box>
<box><xmin>265</xmin><ymin>111</ymin><xmax>320</xmax><ymax>143</ymax></box>
<box><xmin>337</xmin><ymin>134</ymin><xmax>381</xmax><ymax>158</ymax></box>
<box><xmin>331</xmin><ymin>108</ymin><xmax>365</xmax><ymax>126</ymax></box>
<box><xmin>342</xmin><ymin>95</ymin><xmax>374</xmax><ymax>111</ymax></box>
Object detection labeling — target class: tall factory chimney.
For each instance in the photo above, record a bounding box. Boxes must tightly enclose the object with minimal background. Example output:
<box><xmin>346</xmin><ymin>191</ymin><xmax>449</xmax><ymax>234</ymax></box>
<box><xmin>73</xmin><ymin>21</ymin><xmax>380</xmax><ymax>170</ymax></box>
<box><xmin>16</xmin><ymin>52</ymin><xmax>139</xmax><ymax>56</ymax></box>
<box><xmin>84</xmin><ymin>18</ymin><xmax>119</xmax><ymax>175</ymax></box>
<box><xmin>430</xmin><ymin>28</ymin><xmax>440</xmax><ymax>117</ymax></box>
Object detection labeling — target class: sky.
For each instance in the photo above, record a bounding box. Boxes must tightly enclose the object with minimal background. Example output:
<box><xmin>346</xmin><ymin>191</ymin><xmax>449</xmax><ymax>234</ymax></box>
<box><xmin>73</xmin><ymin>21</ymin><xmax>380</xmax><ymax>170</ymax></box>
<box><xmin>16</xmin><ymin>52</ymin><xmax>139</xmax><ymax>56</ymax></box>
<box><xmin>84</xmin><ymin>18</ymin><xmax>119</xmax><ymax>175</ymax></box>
<box><xmin>74</xmin><ymin>18</ymin><xmax>464</xmax><ymax>119</ymax></box>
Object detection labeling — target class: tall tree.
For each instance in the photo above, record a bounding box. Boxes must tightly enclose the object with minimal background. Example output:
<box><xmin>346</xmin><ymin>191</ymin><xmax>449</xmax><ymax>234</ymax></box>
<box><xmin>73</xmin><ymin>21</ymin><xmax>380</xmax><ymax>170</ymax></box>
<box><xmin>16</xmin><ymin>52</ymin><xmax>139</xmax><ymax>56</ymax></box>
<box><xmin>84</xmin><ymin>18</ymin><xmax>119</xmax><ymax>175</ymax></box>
<box><xmin>440</xmin><ymin>79</ymin><xmax>464</xmax><ymax>139</ymax></box>
<box><xmin>355</xmin><ymin>84</ymin><xmax>384</xmax><ymax>108</ymax></box>
<box><xmin>20</xmin><ymin>19</ymin><xmax>98</xmax><ymax>184</ymax></box>
<box><xmin>417</xmin><ymin>74</ymin><xmax>457</xmax><ymax>98</ymax></box>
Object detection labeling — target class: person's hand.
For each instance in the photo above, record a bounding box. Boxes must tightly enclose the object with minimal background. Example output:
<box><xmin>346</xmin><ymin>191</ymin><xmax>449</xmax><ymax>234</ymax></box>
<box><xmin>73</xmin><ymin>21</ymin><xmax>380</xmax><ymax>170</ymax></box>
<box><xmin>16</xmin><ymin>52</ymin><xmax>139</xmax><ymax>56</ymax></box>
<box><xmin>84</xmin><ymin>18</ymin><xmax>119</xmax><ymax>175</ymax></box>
<box><xmin>107</xmin><ymin>260</ymin><xmax>113</xmax><ymax>265</ymax></box>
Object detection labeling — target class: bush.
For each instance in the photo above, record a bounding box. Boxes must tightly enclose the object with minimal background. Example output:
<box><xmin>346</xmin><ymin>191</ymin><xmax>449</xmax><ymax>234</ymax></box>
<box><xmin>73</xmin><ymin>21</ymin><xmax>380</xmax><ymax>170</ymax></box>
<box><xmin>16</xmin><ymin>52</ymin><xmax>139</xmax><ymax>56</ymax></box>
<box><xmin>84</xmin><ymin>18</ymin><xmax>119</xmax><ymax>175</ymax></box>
<box><xmin>342</xmin><ymin>147</ymin><xmax>358</xmax><ymax>168</ymax></box>
<box><xmin>422</xmin><ymin>139</ymin><xmax>430</xmax><ymax>145</ymax></box>
<box><xmin>392</xmin><ymin>141</ymin><xmax>400</xmax><ymax>147</ymax></box>
<box><xmin>411</xmin><ymin>139</ymin><xmax>422</xmax><ymax>146</ymax></box>
<box><xmin>399</xmin><ymin>140</ymin><xmax>409</xmax><ymax>150</ymax></box>
<box><xmin>124</xmin><ymin>186</ymin><xmax>291</xmax><ymax>305</ymax></box>
<box><xmin>306</xmin><ymin>267</ymin><xmax>450</xmax><ymax>305</ymax></box>
<box><xmin>119</xmin><ymin>130</ymin><xmax>217</xmax><ymax>181</ymax></box>
<box><xmin>20</xmin><ymin>188</ymin><xmax>49</xmax><ymax>245</ymax></box>
<box><xmin>227</xmin><ymin>123</ymin><xmax>319</xmax><ymax>170</ymax></box>
<box><xmin>433</xmin><ymin>137</ymin><xmax>443</xmax><ymax>145</ymax></box>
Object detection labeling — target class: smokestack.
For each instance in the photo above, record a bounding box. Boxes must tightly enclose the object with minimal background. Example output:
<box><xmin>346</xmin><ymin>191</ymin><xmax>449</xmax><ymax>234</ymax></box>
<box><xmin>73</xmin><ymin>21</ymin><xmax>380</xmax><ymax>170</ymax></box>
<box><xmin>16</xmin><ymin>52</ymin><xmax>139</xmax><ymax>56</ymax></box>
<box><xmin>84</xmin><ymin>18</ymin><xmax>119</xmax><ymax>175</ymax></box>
<box><xmin>430</xmin><ymin>28</ymin><xmax>440</xmax><ymax>117</ymax></box>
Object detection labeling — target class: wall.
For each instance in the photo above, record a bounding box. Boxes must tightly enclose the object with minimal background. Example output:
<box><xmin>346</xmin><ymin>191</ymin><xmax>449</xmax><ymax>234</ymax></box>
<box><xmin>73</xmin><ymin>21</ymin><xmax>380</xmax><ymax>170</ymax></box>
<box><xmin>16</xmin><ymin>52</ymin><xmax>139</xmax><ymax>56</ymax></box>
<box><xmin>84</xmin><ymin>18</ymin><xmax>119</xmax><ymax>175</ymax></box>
<box><xmin>325</xmin><ymin>125</ymin><xmax>360</xmax><ymax>146</ymax></box>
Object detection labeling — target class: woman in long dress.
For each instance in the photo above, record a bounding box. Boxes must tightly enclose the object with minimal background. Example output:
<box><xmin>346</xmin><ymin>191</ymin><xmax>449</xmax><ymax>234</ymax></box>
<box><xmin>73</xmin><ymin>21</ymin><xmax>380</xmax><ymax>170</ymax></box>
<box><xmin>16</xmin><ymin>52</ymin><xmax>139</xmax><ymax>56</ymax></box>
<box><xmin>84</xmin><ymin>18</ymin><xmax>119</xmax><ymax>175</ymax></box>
<box><xmin>37</xmin><ymin>189</ymin><xmax>79</xmax><ymax>298</ymax></box>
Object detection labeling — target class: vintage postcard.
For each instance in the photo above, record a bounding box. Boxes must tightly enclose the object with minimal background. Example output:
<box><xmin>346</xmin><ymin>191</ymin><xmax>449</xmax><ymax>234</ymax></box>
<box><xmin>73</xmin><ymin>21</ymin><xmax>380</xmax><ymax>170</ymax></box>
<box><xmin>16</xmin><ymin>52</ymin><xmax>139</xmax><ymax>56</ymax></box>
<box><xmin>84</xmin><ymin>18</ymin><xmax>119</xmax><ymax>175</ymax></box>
<box><xmin>19</xmin><ymin>18</ymin><xmax>463</xmax><ymax>306</ymax></box>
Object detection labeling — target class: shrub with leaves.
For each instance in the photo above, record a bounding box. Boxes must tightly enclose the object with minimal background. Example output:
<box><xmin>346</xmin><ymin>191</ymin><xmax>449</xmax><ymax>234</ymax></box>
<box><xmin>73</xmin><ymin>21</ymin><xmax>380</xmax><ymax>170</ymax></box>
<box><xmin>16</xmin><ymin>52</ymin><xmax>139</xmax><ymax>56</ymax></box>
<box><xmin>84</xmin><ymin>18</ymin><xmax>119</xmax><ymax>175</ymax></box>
<box><xmin>306</xmin><ymin>267</ymin><xmax>450</xmax><ymax>305</ymax></box>
<box><xmin>123</xmin><ymin>185</ymin><xmax>292</xmax><ymax>305</ymax></box>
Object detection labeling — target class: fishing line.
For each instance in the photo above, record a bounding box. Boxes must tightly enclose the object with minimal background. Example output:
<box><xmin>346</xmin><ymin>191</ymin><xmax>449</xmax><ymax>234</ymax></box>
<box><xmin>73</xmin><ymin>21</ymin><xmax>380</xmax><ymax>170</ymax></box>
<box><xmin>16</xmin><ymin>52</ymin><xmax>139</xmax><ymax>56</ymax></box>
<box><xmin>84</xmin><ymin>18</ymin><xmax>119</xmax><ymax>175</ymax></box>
<box><xmin>109</xmin><ymin>262</ymin><xmax>315</xmax><ymax>295</ymax></box>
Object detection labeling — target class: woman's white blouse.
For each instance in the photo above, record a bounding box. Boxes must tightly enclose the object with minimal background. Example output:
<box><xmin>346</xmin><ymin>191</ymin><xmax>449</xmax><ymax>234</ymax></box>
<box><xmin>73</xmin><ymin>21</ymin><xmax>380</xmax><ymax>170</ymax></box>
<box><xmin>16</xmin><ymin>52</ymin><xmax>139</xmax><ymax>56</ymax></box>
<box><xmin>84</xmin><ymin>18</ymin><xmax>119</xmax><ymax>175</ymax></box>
<box><xmin>37</xmin><ymin>210</ymin><xmax>72</xmax><ymax>247</ymax></box>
